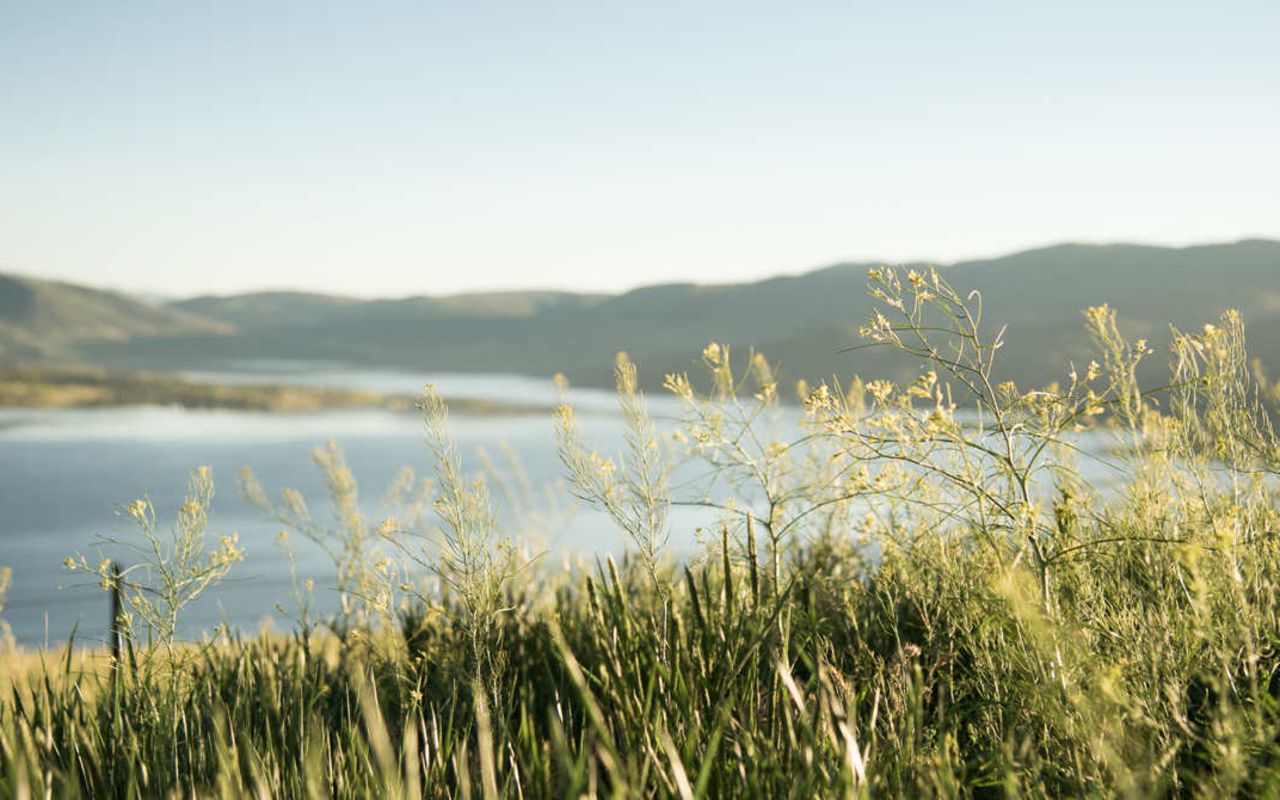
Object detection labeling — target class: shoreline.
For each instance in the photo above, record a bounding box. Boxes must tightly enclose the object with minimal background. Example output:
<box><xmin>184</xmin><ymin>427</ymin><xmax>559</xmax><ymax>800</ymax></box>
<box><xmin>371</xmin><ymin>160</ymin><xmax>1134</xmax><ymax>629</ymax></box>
<box><xmin>0</xmin><ymin>363</ymin><xmax>551</xmax><ymax>416</ymax></box>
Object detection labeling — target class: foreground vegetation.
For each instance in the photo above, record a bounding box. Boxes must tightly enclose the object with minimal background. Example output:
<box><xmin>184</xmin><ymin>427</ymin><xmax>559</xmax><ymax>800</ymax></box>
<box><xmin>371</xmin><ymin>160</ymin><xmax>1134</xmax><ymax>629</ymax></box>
<box><xmin>5</xmin><ymin>268</ymin><xmax>1280</xmax><ymax>797</ymax></box>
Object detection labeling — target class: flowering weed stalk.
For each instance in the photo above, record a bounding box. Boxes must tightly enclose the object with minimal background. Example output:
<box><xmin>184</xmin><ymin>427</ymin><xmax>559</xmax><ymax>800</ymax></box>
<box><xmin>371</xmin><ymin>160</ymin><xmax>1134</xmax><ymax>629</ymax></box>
<box><xmin>65</xmin><ymin>466</ymin><xmax>242</xmax><ymax>647</ymax></box>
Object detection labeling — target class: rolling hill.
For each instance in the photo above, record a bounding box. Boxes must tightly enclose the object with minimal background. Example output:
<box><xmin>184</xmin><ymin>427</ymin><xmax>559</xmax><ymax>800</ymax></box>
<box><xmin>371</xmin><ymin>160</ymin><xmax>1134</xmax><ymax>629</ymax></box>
<box><xmin>5</xmin><ymin>239</ymin><xmax>1279</xmax><ymax>394</ymax></box>
<box><xmin>0</xmin><ymin>273</ymin><xmax>231</xmax><ymax>361</ymax></box>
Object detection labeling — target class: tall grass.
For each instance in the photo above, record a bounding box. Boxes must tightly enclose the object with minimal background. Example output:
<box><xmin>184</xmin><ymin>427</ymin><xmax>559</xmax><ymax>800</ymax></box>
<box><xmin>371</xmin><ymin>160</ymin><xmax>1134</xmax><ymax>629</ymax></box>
<box><xmin>4</xmin><ymin>268</ymin><xmax>1280</xmax><ymax>797</ymax></box>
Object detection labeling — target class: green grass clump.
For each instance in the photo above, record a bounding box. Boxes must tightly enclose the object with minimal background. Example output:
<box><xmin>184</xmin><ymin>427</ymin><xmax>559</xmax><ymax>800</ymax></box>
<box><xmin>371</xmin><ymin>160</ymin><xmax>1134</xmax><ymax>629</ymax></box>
<box><xmin>5</xmin><ymin>268</ymin><xmax>1280</xmax><ymax>797</ymax></box>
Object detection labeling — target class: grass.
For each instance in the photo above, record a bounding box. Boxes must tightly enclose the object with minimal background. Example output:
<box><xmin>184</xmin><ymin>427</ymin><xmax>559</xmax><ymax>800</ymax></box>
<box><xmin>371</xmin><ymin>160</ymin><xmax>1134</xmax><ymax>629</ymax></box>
<box><xmin>4</xmin><ymin>268</ymin><xmax>1280</xmax><ymax>797</ymax></box>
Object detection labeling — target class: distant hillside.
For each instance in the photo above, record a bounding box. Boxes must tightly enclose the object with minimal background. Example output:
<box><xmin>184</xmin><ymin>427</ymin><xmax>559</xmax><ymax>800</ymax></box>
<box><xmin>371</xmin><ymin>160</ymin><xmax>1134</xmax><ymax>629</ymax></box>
<box><xmin>170</xmin><ymin>291</ymin><xmax>363</xmax><ymax>329</ymax></box>
<box><xmin>937</xmin><ymin>240</ymin><xmax>1280</xmax><ymax>390</ymax></box>
<box><xmin>0</xmin><ymin>273</ymin><xmax>230</xmax><ymax>361</ymax></box>
<box><xmin>171</xmin><ymin>289</ymin><xmax>608</xmax><ymax>327</ymax></box>
<box><xmin>10</xmin><ymin>239</ymin><xmax>1280</xmax><ymax>393</ymax></box>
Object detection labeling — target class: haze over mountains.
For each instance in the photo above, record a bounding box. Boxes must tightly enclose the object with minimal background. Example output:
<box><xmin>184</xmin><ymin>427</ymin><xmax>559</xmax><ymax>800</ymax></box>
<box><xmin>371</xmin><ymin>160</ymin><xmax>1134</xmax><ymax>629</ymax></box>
<box><xmin>3</xmin><ymin>239</ymin><xmax>1279</xmax><ymax>392</ymax></box>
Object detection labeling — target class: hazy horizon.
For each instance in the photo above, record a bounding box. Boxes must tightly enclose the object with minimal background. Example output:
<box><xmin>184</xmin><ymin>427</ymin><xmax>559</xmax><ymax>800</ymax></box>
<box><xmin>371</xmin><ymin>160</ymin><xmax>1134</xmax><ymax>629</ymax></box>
<box><xmin>3</xmin><ymin>1</ymin><xmax>1277</xmax><ymax>297</ymax></box>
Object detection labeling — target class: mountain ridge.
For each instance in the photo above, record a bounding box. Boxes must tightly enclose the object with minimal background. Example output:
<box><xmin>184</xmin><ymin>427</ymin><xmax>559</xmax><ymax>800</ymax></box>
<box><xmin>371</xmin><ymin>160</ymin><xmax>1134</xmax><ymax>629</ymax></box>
<box><xmin>0</xmin><ymin>272</ymin><xmax>231</xmax><ymax>361</ymax></box>
<box><xmin>3</xmin><ymin>239</ymin><xmax>1278</xmax><ymax>392</ymax></box>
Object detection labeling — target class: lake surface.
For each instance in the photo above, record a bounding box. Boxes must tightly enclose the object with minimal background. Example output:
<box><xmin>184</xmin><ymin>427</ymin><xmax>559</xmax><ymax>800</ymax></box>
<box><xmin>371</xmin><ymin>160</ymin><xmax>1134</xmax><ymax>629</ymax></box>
<box><xmin>0</xmin><ymin>365</ymin><xmax>1120</xmax><ymax>648</ymax></box>
<box><xmin>0</xmin><ymin>367</ymin><xmax>709</xmax><ymax>647</ymax></box>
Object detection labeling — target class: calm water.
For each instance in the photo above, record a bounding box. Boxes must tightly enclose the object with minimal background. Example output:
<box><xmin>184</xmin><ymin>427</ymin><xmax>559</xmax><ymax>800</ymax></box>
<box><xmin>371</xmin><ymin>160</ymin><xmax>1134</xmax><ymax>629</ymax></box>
<box><xmin>0</xmin><ymin>368</ymin><xmax>698</xmax><ymax>647</ymax></box>
<box><xmin>0</xmin><ymin>365</ymin><xmax>1118</xmax><ymax>647</ymax></box>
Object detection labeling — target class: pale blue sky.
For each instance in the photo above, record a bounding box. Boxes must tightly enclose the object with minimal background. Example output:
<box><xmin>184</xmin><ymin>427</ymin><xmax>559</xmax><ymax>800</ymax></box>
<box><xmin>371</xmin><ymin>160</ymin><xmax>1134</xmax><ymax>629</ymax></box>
<box><xmin>1</xmin><ymin>1</ymin><xmax>1277</xmax><ymax>297</ymax></box>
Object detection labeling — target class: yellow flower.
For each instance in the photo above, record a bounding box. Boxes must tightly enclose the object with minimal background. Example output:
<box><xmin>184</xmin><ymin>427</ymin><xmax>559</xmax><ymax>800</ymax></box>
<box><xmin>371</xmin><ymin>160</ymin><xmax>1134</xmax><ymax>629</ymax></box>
<box><xmin>702</xmin><ymin>342</ymin><xmax>722</xmax><ymax>365</ymax></box>
<box><xmin>214</xmin><ymin>533</ymin><xmax>244</xmax><ymax>565</ymax></box>
<box><xmin>906</xmin><ymin>371</ymin><xmax>937</xmax><ymax>399</ymax></box>
<box><xmin>866</xmin><ymin>380</ymin><xmax>894</xmax><ymax>403</ymax></box>
<box><xmin>663</xmin><ymin>373</ymin><xmax>693</xmax><ymax>400</ymax></box>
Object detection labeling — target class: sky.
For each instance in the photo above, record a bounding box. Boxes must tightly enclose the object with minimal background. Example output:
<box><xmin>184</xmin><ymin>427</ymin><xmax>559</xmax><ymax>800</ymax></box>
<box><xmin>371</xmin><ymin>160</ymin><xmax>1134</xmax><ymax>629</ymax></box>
<box><xmin>1</xmin><ymin>1</ymin><xmax>1277</xmax><ymax>298</ymax></box>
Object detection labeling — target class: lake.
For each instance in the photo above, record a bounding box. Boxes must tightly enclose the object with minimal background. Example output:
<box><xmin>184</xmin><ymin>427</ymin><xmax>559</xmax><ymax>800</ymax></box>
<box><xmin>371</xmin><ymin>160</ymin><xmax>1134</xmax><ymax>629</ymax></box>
<box><xmin>0</xmin><ymin>367</ymin><xmax>717</xmax><ymax>647</ymax></box>
<box><xmin>0</xmin><ymin>365</ymin><xmax>1119</xmax><ymax>648</ymax></box>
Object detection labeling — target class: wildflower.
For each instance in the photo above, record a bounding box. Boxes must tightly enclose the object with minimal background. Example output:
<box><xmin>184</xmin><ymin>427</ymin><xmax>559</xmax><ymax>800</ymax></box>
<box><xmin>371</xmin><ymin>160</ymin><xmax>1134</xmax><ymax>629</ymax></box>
<box><xmin>1084</xmin><ymin>390</ymin><xmax>1105</xmax><ymax>416</ymax></box>
<box><xmin>803</xmin><ymin>384</ymin><xmax>833</xmax><ymax>414</ymax></box>
<box><xmin>587</xmin><ymin>451</ymin><xmax>617</xmax><ymax>477</ymax></box>
<box><xmin>906</xmin><ymin>371</ymin><xmax>937</xmax><ymax>399</ymax></box>
<box><xmin>702</xmin><ymin>342</ymin><xmax>722</xmax><ymax>365</ymax></box>
<box><xmin>282</xmin><ymin>488</ymin><xmax>308</xmax><ymax>519</ymax></box>
<box><xmin>750</xmin><ymin>352</ymin><xmax>777</xmax><ymax>403</ymax></box>
<box><xmin>866</xmin><ymin>380</ymin><xmax>894</xmax><ymax>403</ymax></box>
<box><xmin>664</xmin><ymin>372</ymin><xmax>694</xmax><ymax>400</ymax></box>
<box><xmin>614</xmin><ymin>352</ymin><xmax>638</xmax><ymax>394</ymax></box>
<box><xmin>213</xmin><ymin>533</ymin><xmax>244</xmax><ymax>566</ymax></box>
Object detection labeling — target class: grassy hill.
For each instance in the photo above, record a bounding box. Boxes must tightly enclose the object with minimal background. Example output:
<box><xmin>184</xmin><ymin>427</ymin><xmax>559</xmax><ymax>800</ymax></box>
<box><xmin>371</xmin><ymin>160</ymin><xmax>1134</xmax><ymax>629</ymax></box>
<box><xmin>944</xmin><ymin>240</ymin><xmax>1280</xmax><ymax>387</ymax></box>
<box><xmin>8</xmin><ymin>239</ymin><xmax>1279</xmax><ymax>392</ymax></box>
<box><xmin>0</xmin><ymin>273</ymin><xmax>230</xmax><ymax>361</ymax></box>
